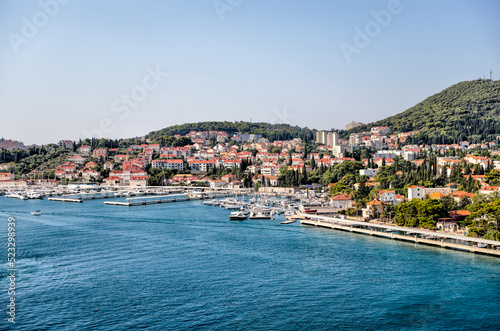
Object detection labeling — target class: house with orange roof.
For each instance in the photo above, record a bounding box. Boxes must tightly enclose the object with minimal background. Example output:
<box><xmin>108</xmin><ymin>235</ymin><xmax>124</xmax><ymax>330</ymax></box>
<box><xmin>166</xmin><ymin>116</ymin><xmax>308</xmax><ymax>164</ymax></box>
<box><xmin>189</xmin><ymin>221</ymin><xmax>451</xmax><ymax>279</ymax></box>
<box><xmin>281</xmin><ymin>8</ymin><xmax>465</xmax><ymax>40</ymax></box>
<box><xmin>84</xmin><ymin>161</ymin><xmax>97</xmax><ymax>169</ymax></box>
<box><xmin>222</xmin><ymin>174</ymin><xmax>237</xmax><ymax>183</ymax></box>
<box><xmin>408</xmin><ymin>185</ymin><xmax>425</xmax><ymax>201</ymax></box>
<box><xmin>479</xmin><ymin>186</ymin><xmax>500</xmax><ymax>195</ymax></box>
<box><xmin>362</xmin><ymin>200</ymin><xmax>383</xmax><ymax>219</ymax></box>
<box><xmin>103</xmin><ymin>176</ymin><xmax>124</xmax><ymax>186</ymax></box>
<box><xmin>0</xmin><ymin>173</ymin><xmax>14</xmax><ymax>181</ymax></box>
<box><xmin>330</xmin><ymin>194</ymin><xmax>353</xmax><ymax>210</ymax></box>
<box><xmin>450</xmin><ymin>191</ymin><xmax>475</xmax><ymax>203</ymax></box>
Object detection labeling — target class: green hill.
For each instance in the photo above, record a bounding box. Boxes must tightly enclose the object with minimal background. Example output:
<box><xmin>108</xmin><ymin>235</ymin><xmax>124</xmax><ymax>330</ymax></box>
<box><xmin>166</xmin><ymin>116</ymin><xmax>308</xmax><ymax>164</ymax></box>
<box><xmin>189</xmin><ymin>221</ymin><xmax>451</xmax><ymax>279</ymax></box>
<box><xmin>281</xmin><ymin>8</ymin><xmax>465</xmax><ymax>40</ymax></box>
<box><xmin>146</xmin><ymin>121</ymin><xmax>315</xmax><ymax>143</ymax></box>
<box><xmin>345</xmin><ymin>79</ymin><xmax>500</xmax><ymax>144</ymax></box>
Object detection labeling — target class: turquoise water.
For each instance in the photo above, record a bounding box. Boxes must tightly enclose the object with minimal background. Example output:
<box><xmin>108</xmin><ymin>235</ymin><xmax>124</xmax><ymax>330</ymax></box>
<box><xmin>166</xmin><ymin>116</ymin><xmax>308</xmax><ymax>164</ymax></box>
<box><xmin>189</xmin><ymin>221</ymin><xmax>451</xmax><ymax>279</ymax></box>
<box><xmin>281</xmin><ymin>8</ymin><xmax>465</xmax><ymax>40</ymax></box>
<box><xmin>1</xmin><ymin>196</ymin><xmax>500</xmax><ymax>330</ymax></box>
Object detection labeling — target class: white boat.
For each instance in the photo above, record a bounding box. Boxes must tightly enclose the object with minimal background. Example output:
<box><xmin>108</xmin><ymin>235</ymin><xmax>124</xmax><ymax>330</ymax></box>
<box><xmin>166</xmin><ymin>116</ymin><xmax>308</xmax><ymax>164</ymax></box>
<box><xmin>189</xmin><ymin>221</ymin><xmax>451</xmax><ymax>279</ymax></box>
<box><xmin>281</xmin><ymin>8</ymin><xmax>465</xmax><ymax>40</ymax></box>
<box><xmin>31</xmin><ymin>210</ymin><xmax>42</xmax><ymax>216</ymax></box>
<box><xmin>249</xmin><ymin>210</ymin><xmax>273</xmax><ymax>219</ymax></box>
<box><xmin>27</xmin><ymin>191</ymin><xmax>44</xmax><ymax>199</ymax></box>
<box><xmin>229</xmin><ymin>211</ymin><xmax>247</xmax><ymax>220</ymax></box>
<box><xmin>225</xmin><ymin>204</ymin><xmax>243</xmax><ymax>210</ymax></box>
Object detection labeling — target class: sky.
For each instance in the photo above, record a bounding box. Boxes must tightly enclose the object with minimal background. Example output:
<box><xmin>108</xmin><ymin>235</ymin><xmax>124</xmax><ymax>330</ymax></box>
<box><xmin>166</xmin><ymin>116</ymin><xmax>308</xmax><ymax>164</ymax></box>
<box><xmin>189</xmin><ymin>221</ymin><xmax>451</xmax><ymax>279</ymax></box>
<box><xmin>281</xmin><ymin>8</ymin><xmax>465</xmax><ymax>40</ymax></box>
<box><xmin>0</xmin><ymin>0</ymin><xmax>499</xmax><ymax>145</ymax></box>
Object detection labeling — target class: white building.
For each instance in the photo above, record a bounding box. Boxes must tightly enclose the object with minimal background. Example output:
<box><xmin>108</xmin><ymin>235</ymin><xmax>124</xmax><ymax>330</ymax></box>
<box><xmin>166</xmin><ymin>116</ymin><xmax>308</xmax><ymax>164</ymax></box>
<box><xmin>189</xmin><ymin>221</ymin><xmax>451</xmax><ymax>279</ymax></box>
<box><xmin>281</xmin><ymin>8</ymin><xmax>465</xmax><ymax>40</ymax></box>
<box><xmin>408</xmin><ymin>185</ymin><xmax>425</xmax><ymax>201</ymax></box>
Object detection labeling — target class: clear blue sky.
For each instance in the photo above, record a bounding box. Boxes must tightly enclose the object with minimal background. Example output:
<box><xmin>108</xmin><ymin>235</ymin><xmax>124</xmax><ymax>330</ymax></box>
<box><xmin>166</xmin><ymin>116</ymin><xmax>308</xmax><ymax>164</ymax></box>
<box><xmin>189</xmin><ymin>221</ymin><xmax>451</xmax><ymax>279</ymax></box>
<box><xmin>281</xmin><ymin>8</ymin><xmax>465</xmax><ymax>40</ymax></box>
<box><xmin>0</xmin><ymin>0</ymin><xmax>499</xmax><ymax>144</ymax></box>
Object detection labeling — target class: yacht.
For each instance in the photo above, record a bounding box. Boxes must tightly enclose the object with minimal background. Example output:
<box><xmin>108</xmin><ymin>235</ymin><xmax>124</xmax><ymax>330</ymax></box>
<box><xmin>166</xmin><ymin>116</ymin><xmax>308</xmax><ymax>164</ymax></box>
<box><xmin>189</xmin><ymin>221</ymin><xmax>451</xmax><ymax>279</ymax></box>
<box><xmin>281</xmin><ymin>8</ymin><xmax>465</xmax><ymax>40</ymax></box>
<box><xmin>249</xmin><ymin>210</ymin><xmax>273</xmax><ymax>219</ymax></box>
<box><xmin>27</xmin><ymin>191</ymin><xmax>44</xmax><ymax>199</ymax></box>
<box><xmin>229</xmin><ymin>211</ymin><xmax>247</xmax><ymax>220</ymax></box>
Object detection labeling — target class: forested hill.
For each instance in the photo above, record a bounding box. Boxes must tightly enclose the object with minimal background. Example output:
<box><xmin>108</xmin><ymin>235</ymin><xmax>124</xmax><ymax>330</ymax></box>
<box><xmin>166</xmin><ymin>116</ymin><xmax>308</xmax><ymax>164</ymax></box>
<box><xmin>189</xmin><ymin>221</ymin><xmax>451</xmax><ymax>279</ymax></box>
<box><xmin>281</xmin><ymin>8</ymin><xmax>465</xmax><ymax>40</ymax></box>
<box><xmin>146</xmin><ymin>121</ymin><xmax>315</xmax><ymax>142</ymax></box>
<box><xmin>346</xmin><ymin>79</ymin><xmax>500</xmax><ymax>144</ymax></box>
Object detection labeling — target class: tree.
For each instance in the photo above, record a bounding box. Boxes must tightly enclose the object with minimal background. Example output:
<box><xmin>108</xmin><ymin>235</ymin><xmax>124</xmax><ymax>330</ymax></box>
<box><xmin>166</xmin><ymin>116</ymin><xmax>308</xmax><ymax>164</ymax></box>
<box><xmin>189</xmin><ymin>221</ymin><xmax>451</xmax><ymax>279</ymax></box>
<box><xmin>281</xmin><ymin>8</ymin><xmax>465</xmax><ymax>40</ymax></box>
<box><xmin>395</xmin><ymin>198</ymin><xmax>446</xmax><ymax>229</ymax></box>
<box><xmin>486</xmin><ymin>169</ymin><xmax>500</xmax><ymax>186</ymax></box>
<box><xmin>439</xmin><ymin>195</ymin><xmax>457</xmax><ymax>212</ymax></box>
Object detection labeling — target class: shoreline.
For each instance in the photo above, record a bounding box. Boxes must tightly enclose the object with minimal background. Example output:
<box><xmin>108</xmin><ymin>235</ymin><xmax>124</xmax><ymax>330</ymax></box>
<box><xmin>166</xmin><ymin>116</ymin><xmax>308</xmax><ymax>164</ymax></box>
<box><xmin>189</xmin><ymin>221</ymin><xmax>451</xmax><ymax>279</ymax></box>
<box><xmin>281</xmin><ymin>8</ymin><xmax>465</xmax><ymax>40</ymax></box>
<box><xmin>300</xmin><ymin>215</ymin><xmax>500</xmax><ymax>258</ymax></box>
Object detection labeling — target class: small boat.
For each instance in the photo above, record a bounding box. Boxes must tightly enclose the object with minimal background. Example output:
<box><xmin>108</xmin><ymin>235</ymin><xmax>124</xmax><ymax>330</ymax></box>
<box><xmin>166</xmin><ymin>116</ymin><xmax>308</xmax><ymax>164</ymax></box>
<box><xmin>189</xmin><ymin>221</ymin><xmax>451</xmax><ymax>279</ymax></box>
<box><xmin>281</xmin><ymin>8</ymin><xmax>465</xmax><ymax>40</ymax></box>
<box><xmin>229</xmin><ymin>211</ymin><xmax>247</xmax><ymax>220</ymax></box>
<box><xmin>31</xmin><ymin>210</ymin><xmax>42</xmax><ymax>216</ymax></box>
<box><xmin>281</xmin><ymin>219</ymin><xmax>297</xmax><ymax>224</ymax></box>
<box><xmin>477</xmin><ymin>243</ymin><xmax>488</xmax><ymax>248</ymax></box>
<box><xmin>249</xmin><ymin>210</ymin><xmax>273</xmax><ymax>219</ymax></box>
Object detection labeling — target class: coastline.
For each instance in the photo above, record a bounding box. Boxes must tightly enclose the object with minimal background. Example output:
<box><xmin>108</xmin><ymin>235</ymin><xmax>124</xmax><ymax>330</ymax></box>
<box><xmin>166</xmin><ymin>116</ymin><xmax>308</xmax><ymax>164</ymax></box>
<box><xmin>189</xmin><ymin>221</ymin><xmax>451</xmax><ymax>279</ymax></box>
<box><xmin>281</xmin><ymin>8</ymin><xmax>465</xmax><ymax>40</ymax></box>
<box><xmin>300</xmin><ymin>214</ymin><xmax>500</xmax><ymax>258</ymax></box>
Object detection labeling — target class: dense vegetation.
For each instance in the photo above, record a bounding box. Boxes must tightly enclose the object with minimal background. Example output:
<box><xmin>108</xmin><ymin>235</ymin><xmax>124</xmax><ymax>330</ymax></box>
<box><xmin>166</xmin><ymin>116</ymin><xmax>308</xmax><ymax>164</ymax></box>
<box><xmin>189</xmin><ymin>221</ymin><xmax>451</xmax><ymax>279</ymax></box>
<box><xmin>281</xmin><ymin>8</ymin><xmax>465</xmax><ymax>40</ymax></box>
<box><xmin>343</xmin><ymin>79</ymin><xmax>500</xmax><ymax>144</ymax></box>
<box><xmin>146</xmin><ymin>121</ymin><xmax>316</xmax><ymax>143</ymax></box>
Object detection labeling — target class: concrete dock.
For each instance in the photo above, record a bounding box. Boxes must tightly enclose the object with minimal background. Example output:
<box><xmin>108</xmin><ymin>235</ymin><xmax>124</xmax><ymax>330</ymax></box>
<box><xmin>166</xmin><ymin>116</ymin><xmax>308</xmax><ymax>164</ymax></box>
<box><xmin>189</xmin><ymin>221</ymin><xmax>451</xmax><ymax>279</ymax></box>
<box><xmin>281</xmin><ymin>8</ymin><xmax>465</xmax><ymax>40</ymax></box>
<box><xmin>300</xmin><ymin>214</ymin><xmax>500</xmax><ymax>257</ymax></box>
<box><xmin>48</xmin><ymin>197</ymin><xmax>83</xmax><ymax>203</ymax></box>
<box><xmin>104</xmin><ymin>192</ymin><xmax>233</xmax><ymax>207</ymax></box>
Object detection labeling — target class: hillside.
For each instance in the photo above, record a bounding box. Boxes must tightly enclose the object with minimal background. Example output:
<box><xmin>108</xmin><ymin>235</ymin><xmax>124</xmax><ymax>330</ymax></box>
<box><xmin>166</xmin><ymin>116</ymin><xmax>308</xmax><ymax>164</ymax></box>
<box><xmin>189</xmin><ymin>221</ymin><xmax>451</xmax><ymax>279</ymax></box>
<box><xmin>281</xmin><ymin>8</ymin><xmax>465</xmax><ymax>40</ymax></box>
<box><xmin>146</xmin><ymin>121</ymin><xmax>316</xmax><ymax>142</ymax></box>
<box><xmin>345</xmin><ymin>79</ymin><xmax>500</xmax><ymax>144</ymax></box>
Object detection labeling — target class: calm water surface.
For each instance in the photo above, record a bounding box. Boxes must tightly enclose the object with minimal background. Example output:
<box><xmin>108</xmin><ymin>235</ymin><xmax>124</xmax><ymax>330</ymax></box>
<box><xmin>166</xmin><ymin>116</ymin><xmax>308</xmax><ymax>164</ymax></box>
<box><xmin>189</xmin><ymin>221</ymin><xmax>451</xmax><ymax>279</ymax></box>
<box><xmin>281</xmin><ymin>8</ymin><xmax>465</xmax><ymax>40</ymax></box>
<box><xmin>1</xmin><ymin>197</ymin><xmax>499</xmax><ymax>330</ymax></box>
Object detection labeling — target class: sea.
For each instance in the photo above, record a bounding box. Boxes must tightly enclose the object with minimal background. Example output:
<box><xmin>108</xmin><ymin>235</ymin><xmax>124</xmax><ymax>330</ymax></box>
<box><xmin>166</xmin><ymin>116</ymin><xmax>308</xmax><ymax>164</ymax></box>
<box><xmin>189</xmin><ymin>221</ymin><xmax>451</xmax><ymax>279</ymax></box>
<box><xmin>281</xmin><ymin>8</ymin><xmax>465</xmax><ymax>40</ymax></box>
<box><xmin>1</xmin><ymin>196</ymin><xmax>499</xmax><ymax>330</ymax></box>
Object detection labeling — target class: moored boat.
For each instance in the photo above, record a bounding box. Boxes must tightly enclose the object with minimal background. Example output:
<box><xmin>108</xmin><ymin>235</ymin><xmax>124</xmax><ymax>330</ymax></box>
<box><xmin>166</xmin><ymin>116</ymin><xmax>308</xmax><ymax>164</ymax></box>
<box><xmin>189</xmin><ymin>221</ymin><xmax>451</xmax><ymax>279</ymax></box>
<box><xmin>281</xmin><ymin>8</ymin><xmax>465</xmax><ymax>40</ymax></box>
<box><xmin>229</xmin><ymin>211</ymin><xmax>247</xmax><ymax>220</ymax></box>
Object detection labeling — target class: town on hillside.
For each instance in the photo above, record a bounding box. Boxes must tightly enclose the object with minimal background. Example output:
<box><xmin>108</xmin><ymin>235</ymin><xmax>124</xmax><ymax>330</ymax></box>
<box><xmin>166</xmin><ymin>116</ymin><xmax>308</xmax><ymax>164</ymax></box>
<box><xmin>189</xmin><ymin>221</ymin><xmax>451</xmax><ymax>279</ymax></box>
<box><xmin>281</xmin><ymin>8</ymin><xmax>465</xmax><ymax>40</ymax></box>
<box><xmin>1</xmin><ymin>124</ymin><xmax>500</xmax><ymax>241</ymax></box>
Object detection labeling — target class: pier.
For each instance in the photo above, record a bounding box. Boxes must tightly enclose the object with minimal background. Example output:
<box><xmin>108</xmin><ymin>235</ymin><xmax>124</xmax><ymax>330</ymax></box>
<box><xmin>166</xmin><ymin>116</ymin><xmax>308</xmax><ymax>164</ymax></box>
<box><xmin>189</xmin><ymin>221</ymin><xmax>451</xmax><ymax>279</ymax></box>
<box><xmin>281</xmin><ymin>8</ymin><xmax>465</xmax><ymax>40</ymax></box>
<box><xmin>48</xmin><ymin>192</ymin><xmax>114</xmax><ymax>203</ymax></box>
<box><xmin>104</xmin><ymin>191</ymin><xmax>237</xmax><ymax>207</ymax></box>
<box><xmin>300</xmin><ymin>214</ymin><xmax>500</xmax><ymax>257</ymax></box>
<box><xmin>48</xmin><ymin>197</ymin><xmax>83</xmax><ymax>203</ymax></box>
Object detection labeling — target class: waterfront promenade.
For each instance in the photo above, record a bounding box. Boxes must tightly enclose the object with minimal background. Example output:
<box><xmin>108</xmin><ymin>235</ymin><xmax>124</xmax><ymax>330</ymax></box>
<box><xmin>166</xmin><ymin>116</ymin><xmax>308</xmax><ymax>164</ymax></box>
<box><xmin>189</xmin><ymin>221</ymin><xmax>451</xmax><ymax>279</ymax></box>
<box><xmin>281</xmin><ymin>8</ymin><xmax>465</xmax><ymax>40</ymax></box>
<box><xmin>300</xmin><ymin>214</ymin><xmax>500</xmax><ymax>257</ymax></box>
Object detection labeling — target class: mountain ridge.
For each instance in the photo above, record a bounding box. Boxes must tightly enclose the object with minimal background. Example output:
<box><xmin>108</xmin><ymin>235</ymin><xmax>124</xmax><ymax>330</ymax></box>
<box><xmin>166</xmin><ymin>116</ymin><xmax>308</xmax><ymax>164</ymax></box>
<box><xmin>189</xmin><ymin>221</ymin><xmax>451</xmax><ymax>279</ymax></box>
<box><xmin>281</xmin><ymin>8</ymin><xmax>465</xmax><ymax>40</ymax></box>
<box><xmin>343</xmin><ymin>79</ymin><xmax>500</xmax><ymax>144</ymax></box>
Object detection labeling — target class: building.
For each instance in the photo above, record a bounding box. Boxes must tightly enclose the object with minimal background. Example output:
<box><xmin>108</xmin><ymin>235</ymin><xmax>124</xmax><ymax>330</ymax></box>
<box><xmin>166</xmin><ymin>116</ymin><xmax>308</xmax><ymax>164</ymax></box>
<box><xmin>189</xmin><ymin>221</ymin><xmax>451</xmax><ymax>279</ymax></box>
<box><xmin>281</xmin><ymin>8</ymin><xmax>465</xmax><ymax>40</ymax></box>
<box><xmin>408</xmin><ymin>185</ymin><xmax>425</xmax><ymax>201</ymax></box>
<box><xmin>379</xmin><ymin>190</ymin><xmax>398</xmax><ymax>204</ymax></box>
<box><xmin>330</xmin><ymin>194</ymin><xmax>353</xmax><ymax>210</ymax></box>
<box><xmin>58</xmin><ymin>140</ymin><xmax>73</xmax><ymax>148</ymax></box>
<box><xmin>151</xmin><ymin>159</ymin><xmax>184</xmax><ymax>170</ymax></box>
<box><xmin>345</xmin><ymin>121</ymin><xmax>364</xmax><ymax>130</ymax></box>
<box><xmin>92</xmin><ymin>148</ymin><xmax>108</xmax><ymax>160</ymax></box>
<box><xmin>315</xmin><ymin>131</ymin><xmax>328</xmax><ymax>144</ymax></box>
<box><xmin>349</xmin><ymin>134</ymin><xmax>362</xmax><ymax>146</ymax></box>
<box><xmin>359</xmin><ymin>169</ymin><xmax>379</xmax><ymax>178</ymax></box>
<box><xmin>326</xmin><ymin>131</ymin><xmax>340</xmax><ymax>147</ymax></box>
<box><xmin>129</xmin><ymin>176</ymin><xmax>147</xmax><ymax>187</ymax></box>
<box><xmin>0</xmin><ymin>173</ymin><xmax>15</xmax><ymax>181</ymax></box>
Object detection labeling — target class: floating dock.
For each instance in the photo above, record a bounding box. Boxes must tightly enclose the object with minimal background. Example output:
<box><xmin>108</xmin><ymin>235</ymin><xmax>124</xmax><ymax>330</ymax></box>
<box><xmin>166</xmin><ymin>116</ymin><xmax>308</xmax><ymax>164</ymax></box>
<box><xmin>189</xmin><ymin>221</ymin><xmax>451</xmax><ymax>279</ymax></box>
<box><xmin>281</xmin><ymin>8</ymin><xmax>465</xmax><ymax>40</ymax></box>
<box><xmin>48</xmin><ymin>197</ymin><xmax>83</xmax><ymax>203</ymax></box>
<box><xmin>300</xmin><ymin>214</ymin><xmax>500</xmax><ymax>257</ymax></box>
<box><xmin>104</xmin><ymin>192</ymin><xmax>233</xmax><ymax>207</ymax></box>
<box><xmin>48</xmin><ymin>193</ymin><xmax>115</xmax><ymax>202</ymax></box>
